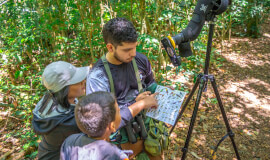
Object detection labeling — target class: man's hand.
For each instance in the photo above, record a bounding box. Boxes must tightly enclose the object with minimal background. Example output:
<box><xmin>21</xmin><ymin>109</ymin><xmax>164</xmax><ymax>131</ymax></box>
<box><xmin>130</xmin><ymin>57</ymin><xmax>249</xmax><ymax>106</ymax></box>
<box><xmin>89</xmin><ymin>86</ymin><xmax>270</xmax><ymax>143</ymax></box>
<box><xmin>141</xmin><ymin>92</ymin><xmax>159</xmax><ymax>109</ymax></box>
<box><xmin>135</xmin><ymin>91</ymin><xmax>151</xmax><ymax>102</ymax></box>
<box><xmin>129</xmin><ymin>93</ymin><xmax>158</xmax><ymax>117</ymax></box>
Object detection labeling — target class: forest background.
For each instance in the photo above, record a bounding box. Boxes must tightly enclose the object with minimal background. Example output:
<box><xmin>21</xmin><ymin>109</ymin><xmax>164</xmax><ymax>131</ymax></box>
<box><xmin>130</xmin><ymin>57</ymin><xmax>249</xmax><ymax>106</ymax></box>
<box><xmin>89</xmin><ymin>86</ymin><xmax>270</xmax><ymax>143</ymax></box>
<box><xmin>0</xmin><ymin>0</ymin><xmax>269</xmax><ymax>159</ymax></box>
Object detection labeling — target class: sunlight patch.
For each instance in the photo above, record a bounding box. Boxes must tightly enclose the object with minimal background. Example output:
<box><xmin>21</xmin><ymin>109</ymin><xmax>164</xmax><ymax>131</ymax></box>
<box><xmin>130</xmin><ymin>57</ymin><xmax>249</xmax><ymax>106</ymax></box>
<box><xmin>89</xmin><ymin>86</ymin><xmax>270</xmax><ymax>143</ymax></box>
<box><xmin>231</xmin><ymin>108</ymin><xmax>243</xmax><ymax>114</ymax></box>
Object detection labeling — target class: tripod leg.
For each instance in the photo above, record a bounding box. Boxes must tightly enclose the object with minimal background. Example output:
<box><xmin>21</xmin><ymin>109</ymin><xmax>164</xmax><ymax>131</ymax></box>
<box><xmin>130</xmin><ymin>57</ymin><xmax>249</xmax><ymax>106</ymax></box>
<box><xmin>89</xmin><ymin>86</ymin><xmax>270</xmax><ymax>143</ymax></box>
<box><xmin>170</xmin><ymin>74</ymin><xmax>202</xmax><ymax>135</ymax></box>
<box><xmin>209</xmin><ymin>75</ymin><xmax>241</xmax><ymax>160</ymax></box>
<box><xmin>181</xmin><ymin>76</ymin><xmax>207</xmax><ymax>160</ymax></box>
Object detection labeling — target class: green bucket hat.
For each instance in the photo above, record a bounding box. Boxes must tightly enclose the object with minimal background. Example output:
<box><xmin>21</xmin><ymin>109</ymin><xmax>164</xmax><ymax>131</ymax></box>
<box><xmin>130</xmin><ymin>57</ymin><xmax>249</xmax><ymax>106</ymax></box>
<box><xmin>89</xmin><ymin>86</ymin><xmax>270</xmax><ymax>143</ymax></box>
<box><xmin>42</xmin><ymin>61</ymin><xmax>89</xmax><ymax>93</ymax></box>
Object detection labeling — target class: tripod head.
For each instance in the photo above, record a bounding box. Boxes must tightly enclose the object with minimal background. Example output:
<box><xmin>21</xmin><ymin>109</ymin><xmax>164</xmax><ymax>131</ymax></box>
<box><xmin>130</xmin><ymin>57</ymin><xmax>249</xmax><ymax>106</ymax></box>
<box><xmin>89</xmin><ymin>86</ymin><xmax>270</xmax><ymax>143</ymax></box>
<box><xmin>161</xmin><ymin>0</ymin><xmax>230</xmax><ymax>66</ymax></box>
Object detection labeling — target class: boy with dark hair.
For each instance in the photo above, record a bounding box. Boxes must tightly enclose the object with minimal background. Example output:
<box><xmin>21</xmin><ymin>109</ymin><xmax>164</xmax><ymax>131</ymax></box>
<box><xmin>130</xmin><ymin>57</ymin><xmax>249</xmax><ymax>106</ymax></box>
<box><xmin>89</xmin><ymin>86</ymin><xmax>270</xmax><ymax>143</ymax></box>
<box><xmin>60</xmin><ymin>91</ymin><xmax>132</xmax><ymax>160</ymax></box>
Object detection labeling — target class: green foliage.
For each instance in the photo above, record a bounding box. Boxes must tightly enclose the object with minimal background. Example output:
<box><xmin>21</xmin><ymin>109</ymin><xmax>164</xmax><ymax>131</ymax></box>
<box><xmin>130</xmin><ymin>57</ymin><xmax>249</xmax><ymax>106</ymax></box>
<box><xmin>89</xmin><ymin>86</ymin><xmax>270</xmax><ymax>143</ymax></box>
<box><xmin>0</xmin><ymin>0</ymin><xmax>269</xmax><ymax>158</ymax></box>
<box><xmin>230</xmin><ymin>0</ymin><xmax>270</xmax><ymax>37</ymax></box>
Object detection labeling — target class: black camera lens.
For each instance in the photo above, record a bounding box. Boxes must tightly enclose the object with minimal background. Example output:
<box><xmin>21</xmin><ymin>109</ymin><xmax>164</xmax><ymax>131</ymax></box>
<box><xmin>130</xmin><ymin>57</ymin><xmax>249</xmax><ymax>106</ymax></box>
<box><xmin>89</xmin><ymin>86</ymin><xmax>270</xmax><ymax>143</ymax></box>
<box><xmin>161</xmin><ymin>37</ymin><xmax>181</xmax><ymax>66</ymax></box>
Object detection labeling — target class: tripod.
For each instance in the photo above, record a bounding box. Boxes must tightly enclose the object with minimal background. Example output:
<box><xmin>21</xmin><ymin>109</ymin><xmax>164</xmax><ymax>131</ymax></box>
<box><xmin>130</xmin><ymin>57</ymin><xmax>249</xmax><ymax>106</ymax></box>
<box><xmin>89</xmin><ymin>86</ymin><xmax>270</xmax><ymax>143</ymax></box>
<box><xmin>169</xmin><ymin>18</ymin><xmax>241</xmax><ymax>160</ymax></box>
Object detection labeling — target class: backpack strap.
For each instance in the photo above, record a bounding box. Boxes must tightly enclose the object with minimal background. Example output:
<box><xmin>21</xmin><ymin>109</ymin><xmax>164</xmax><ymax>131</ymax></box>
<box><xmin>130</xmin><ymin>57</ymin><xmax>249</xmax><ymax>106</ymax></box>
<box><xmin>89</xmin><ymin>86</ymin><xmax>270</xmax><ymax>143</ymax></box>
<box><xmin>132</xmin><ymin>58</ymin><xmax>143</xmax><ymax>93</ymax></box>
<box><xmin>101</xmin><ymin>54</ymin><xmax>115</xmax><ymax>94</ymax></box>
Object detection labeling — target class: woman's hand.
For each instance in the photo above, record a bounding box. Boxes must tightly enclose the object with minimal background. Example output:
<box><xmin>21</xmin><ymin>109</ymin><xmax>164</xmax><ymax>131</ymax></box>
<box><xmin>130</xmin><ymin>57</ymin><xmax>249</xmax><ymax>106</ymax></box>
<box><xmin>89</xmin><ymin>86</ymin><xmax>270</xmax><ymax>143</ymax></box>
<box><xmin>135</xmin><ymin>91</ymin><xmax>151</xmax><ymax>102</ymax></box>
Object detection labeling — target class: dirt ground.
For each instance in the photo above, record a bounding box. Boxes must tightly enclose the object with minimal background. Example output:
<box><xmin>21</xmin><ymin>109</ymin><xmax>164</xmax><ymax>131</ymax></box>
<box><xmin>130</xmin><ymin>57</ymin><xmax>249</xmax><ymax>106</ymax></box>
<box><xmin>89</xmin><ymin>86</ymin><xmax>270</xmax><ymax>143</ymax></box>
<box><xmin>166</xmin><ymin>19</ymin><xmax>270</xmax><ymax>159</ymax></box>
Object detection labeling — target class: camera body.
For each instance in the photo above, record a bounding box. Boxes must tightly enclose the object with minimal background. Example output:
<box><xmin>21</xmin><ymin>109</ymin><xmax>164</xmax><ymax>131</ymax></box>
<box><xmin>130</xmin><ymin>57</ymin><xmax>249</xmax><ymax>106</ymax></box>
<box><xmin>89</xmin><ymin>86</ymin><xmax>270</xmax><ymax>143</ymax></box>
<box><xmin>161</xmin><ymin>0</ymin><xmax>230</xmax><ymax>66</ymax></box>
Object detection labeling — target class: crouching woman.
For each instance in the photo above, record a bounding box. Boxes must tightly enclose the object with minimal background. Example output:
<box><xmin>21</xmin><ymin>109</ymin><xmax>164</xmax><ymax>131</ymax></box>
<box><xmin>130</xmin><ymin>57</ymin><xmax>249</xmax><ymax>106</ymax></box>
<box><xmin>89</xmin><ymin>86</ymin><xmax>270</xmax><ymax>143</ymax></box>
<box><xmin>32</xmin><ymin>61</ymin><xmax>89</xmax><ymax>160</ymax></box>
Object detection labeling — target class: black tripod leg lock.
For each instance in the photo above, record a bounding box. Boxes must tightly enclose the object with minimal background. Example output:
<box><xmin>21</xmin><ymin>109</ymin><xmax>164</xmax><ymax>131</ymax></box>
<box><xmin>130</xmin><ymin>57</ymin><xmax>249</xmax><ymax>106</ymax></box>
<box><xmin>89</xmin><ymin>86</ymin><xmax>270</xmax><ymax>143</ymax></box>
<box><xmin>228</xmin><ymin>130</ymin><xmax>235</xmax><ymax>137</ymax></box>
<box><xmin>181</xmin><ymin>147</ymin><xmax>188</xmax><ymax>153</ymax></box>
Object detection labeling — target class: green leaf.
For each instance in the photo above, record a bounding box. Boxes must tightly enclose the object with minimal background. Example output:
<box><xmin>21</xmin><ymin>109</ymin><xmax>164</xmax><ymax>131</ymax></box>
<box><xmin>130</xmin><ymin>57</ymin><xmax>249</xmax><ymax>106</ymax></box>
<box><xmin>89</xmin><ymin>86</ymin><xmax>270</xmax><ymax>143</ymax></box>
<box><xmin>21</xmin><ymin>38</ymin><xmax>25</xmax><ymax>43</ymax></box>
<box><xmin>15</xmin><ymin>54</ymin><xmax>22</xmax><ymax>63</ymax></box>
<box><xmin>218</xmin><ymin>146</ymin><xmax>231</xmax><ymax>152</ymax></box>
<box><xmin>190</xmin><ymin>151</ymin><xmax>201</xmax><ymax>159</ymax></box>
<box><xmin>15</xmin><ymin>111</ymin><xmax>26</xmax><ymax>116</ymax></box>
<box><xmin>199</xmin><ymin>115</ymin><xmax>207</xmax><ymax>123</ymax></box>
<box><xmin>19</xmin><ymin>70</ymin><xmax>23</xmax><ymax>77</ymax></box>
<box><xmin>213</xmin><ymin>124</ymin><xmax>223</xmax><ymax>128</ymax></box>
<box><xmin>15</xmin><ymin>70</ymin><xmax>20</xmax><ymax>79</ymax></box>
<box><xmin>166</xmin><ymin>66</ymin><xmax>172</xmax><ymax>71</ymax></box>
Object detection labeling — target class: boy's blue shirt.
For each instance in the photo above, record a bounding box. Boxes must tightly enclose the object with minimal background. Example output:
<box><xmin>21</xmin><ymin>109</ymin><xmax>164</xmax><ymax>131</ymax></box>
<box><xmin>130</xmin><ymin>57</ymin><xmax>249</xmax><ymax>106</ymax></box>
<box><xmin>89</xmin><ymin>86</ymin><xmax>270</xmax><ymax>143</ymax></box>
<box><xmin>60</xmin><ymin>133</ymin><xmax>123</xmax><ymax>160</ymax></box>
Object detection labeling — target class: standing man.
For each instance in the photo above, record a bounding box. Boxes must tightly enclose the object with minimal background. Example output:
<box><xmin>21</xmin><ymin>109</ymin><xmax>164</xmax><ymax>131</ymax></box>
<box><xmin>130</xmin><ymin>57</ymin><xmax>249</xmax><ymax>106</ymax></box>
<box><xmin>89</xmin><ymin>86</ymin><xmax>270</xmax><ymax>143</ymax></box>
<box><xmin>86</xmin><ymin>17</ymin><xmax>161</xmax><ymax>159</ymax></box>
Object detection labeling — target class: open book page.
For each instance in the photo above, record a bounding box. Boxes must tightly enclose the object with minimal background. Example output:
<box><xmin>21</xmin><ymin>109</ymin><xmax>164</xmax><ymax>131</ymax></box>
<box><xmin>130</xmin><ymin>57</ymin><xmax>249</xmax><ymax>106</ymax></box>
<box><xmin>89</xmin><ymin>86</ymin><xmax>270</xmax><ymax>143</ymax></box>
<box><xmin>146</xmin><ymin>85</ymin><xmax>187</xmax><ymax>125</ymax></box>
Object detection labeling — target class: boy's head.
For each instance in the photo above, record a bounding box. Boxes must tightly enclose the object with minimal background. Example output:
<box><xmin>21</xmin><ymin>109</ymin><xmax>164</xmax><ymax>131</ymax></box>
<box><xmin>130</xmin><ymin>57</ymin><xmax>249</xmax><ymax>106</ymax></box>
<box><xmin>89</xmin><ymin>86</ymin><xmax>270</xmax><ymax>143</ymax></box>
<box><xmin>75</xmin><ymin>91</ymin><xmax>121</xmax><ymax>138</ymax></box>
<box><xmin>103</xmin><ymin>17</ymin><xmax>138</xmax><ymax>63</ymax></box>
